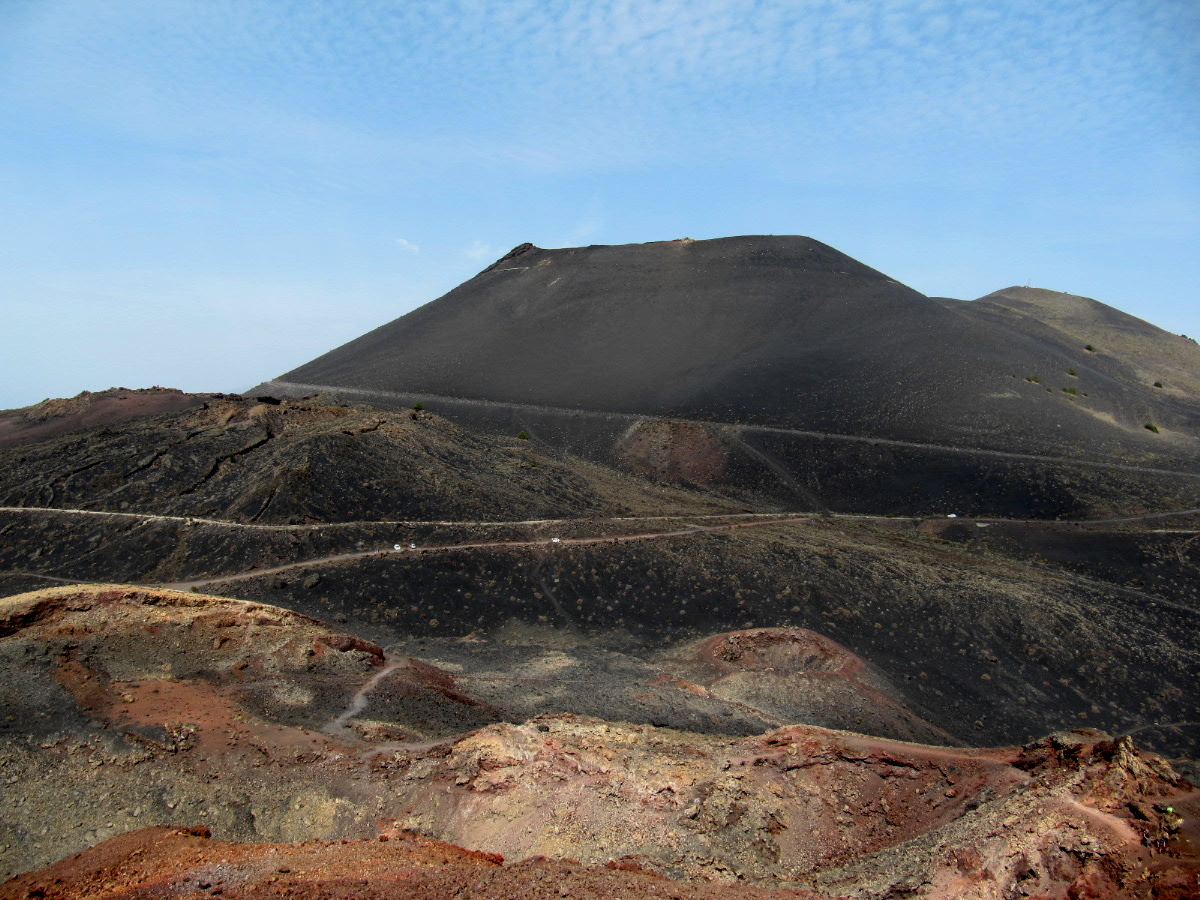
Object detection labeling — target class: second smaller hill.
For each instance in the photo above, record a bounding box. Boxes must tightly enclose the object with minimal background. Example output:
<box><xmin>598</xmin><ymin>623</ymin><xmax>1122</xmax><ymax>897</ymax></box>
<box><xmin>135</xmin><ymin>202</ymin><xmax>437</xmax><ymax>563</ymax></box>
<box><xmin>0</xmin><ymin>396</ymin><xmax>740</xmax><ymax>524</ymax></box>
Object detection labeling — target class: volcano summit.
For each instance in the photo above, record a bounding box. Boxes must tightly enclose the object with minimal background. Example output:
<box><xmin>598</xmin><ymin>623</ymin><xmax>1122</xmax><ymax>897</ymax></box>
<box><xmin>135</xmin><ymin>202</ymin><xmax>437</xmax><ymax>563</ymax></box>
<box><xmin>257</xmin><ymin>236</ymin><xmax>1200</xmax><ymax>517</ymax></box>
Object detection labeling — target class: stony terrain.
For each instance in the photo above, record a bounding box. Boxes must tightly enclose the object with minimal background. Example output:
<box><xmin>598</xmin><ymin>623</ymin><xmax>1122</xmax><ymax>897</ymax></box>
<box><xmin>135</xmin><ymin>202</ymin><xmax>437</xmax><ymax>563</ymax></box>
<box><xmin>1</xmin><ymin>586</ymin><xmax>1196</xmax><ymax>898</ymax></box>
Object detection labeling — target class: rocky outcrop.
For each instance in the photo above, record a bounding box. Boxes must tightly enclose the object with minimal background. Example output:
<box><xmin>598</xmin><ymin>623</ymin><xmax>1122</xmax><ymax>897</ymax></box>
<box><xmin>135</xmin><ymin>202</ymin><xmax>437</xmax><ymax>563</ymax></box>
<box><xmin>1</xmin><ymin>588</ymin><xmax>1194</xmax><ymax>896</ymax></box>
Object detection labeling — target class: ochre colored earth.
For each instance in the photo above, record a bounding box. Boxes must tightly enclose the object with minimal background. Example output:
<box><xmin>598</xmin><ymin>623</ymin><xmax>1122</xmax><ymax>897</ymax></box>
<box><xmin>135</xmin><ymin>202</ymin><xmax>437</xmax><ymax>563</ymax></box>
<box><xmin>1</xmin><ymin>586</ymin><xmax>1197</xmax><ymax>898</ymax></box>
<box><xmin>0</xmin><ymin>827</ymin><xmax>818</xmax><ymax>899</ymax></box>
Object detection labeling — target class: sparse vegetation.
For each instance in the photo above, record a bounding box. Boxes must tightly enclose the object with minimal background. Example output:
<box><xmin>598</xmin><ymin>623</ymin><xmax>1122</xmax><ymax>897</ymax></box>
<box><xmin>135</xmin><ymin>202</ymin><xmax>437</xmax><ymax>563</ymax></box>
<box><xmin>413</xmin><ymin>402</ymin><xmax>424</xmax><ymax>411</ymax></box>
<box><xmin>1085</xmin><ymin>344</ymin><xmax>1096</xmax><ymax>352</ymax></box>
<box><xmin>1026</xmin><ymin>375</ymin><xmax>1040</xmax><ymax>384</ymax></box>
<box><xmin>1066</xmin><ymin>368</ymin><xmax>1077</xmax><ymax>376</ymax></box>
<box><xmin>517</xmin><ymin>430</ymin><xmax>530</xmax><ymax>440</ymax></box>
<box><xmin>1144</xmin><ymin>423</ymin><xmax>1160</xmax><ymax>434</ymax></box>
<box><xmin>1061</xmin><ymin>387</ymin><xmax>1077</xmax><ymax>396</ymax></box>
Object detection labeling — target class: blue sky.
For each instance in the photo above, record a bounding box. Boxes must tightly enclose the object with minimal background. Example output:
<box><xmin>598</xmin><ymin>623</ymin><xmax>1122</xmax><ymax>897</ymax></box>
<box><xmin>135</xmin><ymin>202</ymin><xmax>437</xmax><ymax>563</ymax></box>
<box><xmin>2</xmin><ymin>0</ymin><xmax>1197</xmax><ymax>409</ymax></box>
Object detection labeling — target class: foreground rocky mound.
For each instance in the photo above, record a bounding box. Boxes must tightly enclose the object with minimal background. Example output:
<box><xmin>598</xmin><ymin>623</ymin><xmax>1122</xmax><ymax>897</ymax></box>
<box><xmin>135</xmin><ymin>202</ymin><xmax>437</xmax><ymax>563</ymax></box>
<box><xmin>0</xmin><ymin>827</ymin><xmax>817</xmax><ymax>900</ymax></box>
<box><xmin>1</xmin><ymin>587</ymin><xmax>1195</xmax><ymax>897</ymax></box>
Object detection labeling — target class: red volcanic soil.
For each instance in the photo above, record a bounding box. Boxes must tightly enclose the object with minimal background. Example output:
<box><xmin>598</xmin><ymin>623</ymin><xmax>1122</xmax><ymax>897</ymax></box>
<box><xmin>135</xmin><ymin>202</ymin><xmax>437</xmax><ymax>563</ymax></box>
<box><xmin>0</xmin><ymin>388</ymin><xmax>211</xmax><ymax>449</ymax></box>
<box><xmin>0</xmin><ymin>827</ymin><xmax>818</xmax><ymax>899</ymax></box>
<box><xmin>2</xmin><ymin>587</ymin><xmax>1197</xmax><ymax>898</ymax></box>
<box><xmin>4</xmin><ymin>775</ymin><xmax>1198</xmax><ymax>900</ymax></box>
<box><xmin>392</xmin><ymin>718</ymin><xmax>1199</xmax><ymax>897</ymax></box>
<box><xmin>656</xmin><ymin>627</ymin><xmax>957</xmax><ymax>744</ymax></box>
<box><xmin>618</xmin><ymin>420</ymin><xmax>730</xmax><ymax>484</ymax></box>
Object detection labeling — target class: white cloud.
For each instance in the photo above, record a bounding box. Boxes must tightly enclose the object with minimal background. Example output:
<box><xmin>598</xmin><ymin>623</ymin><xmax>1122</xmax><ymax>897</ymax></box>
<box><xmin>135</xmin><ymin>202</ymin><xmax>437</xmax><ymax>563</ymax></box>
<box><xmin>463</xmin><ymin>240</ymin><xmax>496</xmax><ymax>261</ymax></box>
<box><xmin>9</xmin><ymin>0</ymin><xmax>1196</xmax><ymax>180</ymax></box>
<box><xmin>394</xmin><ymin>238</ymin><xmax>420</xmax><ymax>253</ymax></box>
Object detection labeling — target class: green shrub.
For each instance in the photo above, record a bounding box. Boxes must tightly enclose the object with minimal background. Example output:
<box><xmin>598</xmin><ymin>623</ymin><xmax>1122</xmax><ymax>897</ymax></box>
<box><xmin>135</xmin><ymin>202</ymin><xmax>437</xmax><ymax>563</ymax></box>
<box><xmin>517</xmin><ymin>430</ymin><xmax>530</xmax><ymax>440</ymax></box>
<box><xmin>1066</xmin><ymin>368</ymin><xmax>1077</xmax><ymax>376</ymax></box>
<box><xmin>1145</xmin><ymin>423</ymin><xmax>1160</xmax><ymax>433</ymax></box>
<box><xmin>1026</xmin><ymin>375</ymin><xmax>1040</xmax><ymax>384</ymax></box>
<box><xmin>1154</xmin><ymin>381</ymin><xmax>1163</xmax><ymax>388</ymax></box>
<box><xmin>412</xmin><ymin>401</ymin><xmax>424</xmax><ymax>411</ymax></box>
<box><xmin>1085</xmin><ymin>344</ymin><xmax>1096</xmax><ymax>352</ymax></box>
<box><xmin>1061</xmin><ymin>386</ymin><xmax>1077</xmax><ymax>395</ymax></box>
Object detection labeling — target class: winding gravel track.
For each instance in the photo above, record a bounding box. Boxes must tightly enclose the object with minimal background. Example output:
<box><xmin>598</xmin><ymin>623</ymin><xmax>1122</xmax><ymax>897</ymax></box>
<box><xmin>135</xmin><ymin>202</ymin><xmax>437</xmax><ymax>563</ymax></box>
<box><xmin>157</xmin><ymin>518</ymin><xmax>800</xmax><ymax>591</ymax></box>
<box><xmin>1</xmin><ymin>505</ymin><xmax>1196</xmax><ymax>533</ymax></box>
<box><xmin>0</xmin><ymin>506</ymin><xmax>804</xmax><ymax>531</ymax></box>
<box><xmin>2</xmin><ymin>504</ymin><xmax>1196</xmax><ymax>602</ymax></box>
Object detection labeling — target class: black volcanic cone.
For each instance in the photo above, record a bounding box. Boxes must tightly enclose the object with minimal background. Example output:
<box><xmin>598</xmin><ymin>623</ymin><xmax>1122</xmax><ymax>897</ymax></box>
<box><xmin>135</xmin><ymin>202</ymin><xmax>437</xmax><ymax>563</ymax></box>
<box><xmin>272</xmin><ymin>236</ymin><xmax>1199</xmax><ymax>462</ymax></box>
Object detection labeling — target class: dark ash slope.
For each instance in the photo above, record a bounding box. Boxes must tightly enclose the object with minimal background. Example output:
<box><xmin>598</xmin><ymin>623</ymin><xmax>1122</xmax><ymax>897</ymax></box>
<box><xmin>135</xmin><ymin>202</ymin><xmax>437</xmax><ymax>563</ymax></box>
<box><xmin>272</xmin><ymin>236</ymin><xmax>1200</xmax><ymax>465</ymax></box>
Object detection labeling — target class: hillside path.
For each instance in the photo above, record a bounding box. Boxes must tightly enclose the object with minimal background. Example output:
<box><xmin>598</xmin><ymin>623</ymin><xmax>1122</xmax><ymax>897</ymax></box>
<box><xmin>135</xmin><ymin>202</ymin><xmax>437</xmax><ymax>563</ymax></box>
<box><xmin>3</xmin><ymin>505</ymin><xmax>1196</xmax><ymax>533</ymax></box>
<box><xmin>4</xmin><ymin>505</ymin><xmax>1198</xmax><ymax>614</ymax></box>
<box><xmin>156</xmin><ymin>517</ymin><xmax>804</xmax><ymax>591</ymax></box>
<box><xmin>262</xmin><ymin>380</ymin><xmax>1200</xmax><ymax>481</ymax></box>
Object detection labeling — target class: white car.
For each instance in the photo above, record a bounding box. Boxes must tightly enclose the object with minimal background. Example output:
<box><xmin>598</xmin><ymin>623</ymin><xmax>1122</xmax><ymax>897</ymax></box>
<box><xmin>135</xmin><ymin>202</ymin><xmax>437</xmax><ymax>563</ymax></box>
<box><xmin>393</xmin><ymin>544</ymin><xmax>402</xmax><ymax>550</ymax></box>
<box><xmin>550</xmin><ymin>537</ymin><xmax>561</xmax><ymax>543</ymax></box>
<box><xmin>409</xmin><ymin>543</ymin><xmax>417</xmax><ymax>550</ymax></box>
